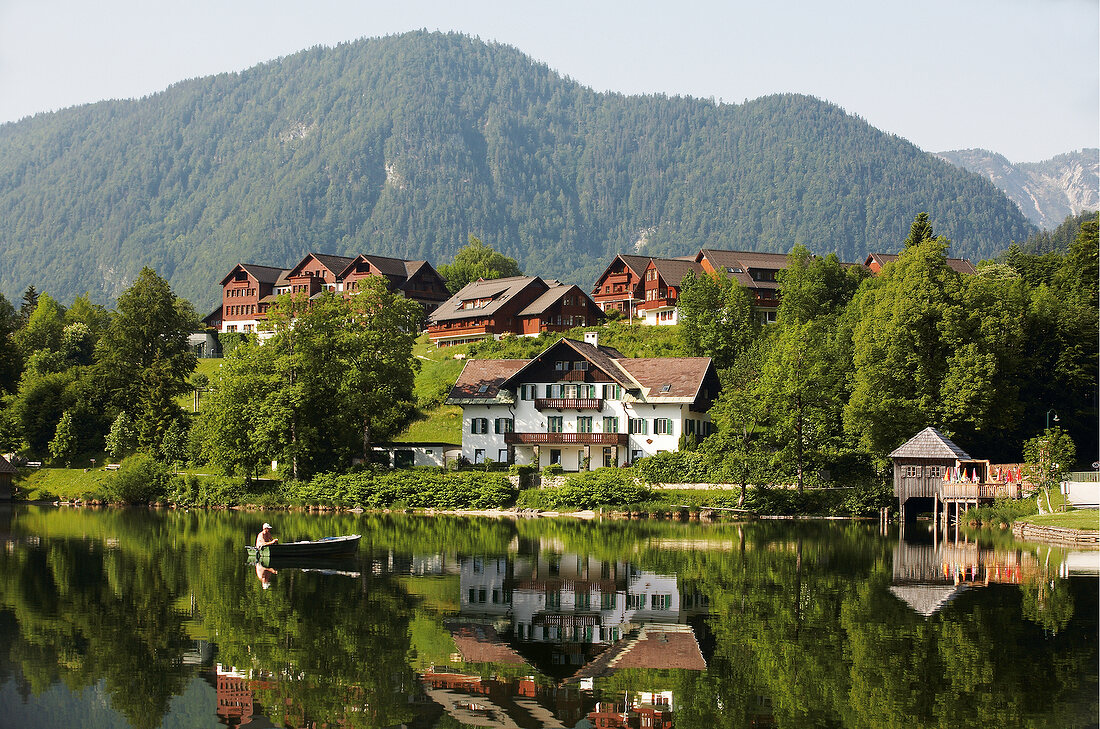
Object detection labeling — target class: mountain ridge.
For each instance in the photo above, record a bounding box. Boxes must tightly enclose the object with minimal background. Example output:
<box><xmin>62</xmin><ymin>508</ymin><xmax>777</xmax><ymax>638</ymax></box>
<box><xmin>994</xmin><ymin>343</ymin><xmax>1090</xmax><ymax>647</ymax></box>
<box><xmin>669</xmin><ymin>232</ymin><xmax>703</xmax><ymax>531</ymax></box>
<box><xmin>935</xmin><ymin>148</ymin><xmax>1098</xmax><ymax>230</ymax></box>
<box><xmin>0</xmin><ymin>31</ymin><xmax>1035</xmax><ymax>307</ymax></box>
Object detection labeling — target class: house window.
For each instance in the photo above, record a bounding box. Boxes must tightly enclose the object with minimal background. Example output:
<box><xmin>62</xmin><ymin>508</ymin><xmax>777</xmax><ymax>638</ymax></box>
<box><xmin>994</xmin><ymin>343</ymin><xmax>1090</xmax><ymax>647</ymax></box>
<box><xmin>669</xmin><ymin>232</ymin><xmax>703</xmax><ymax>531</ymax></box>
<box><xmin>564</xmin><ymin>384</ymin><xmax>578</xmax><ymax>399</ymax></box>
<box><xmin>471</xmin><ymin>418</ymin><xmax>489</xmax><ymax>434</ymax></box>
<box><xmin>603</xmin><ymin>417</ymin><xmax>619</xmax><ymax>433</ymax></box>
<box><xmin>603</xmin><ymin>447</ymin><xmax>614</xmax><ymax>467</ymax></box>
<box><xmin>550</xmin><ymin>449</ymin><xmax>562</xmax><ymax>465</ymax></box>
<box><xmin>574</xmin><ymin>361</ymin><xmax>588</xmax><ymax>371</ymax></box>
<box><xmin>601</xmin><ymin>592</ymin><xmax>617</xmax><ymax>610</ymax></box>
<box><xmin>604</xmin><ymin>384</ymin><xmax>622</xmax><ymax>400</ymax></box>
<box><xmin>547</xmin><ymin>384</ymin><xmax>562</xmax><ymax>398</ymax></box>
<box><xmin>498</xmin><ymin>449</ymin><xmax>509</xmax><ymax>463</ymax></box>
<box><xmin>474</xmin><ymin>448</ymin><xmax>485</xmax><ymax>464</ymax></box>
<box><xmin>651</xmin><ymin>594</ymin><xmax>672</xmax><ymax>610</ymax></box>
<box><xmin>521</xmin><ymin>384</ymin><xmax>537</xmax><ymax>400</ymax></box>
<box><xmin>626</xmin><ymin>593</ymin><xmax>645</xmax><ymax>610</ymax></box>
<box><xmin>629</xmin><ymin>418</ymin><xmax>648</xmax><ymax>435</ymax></box>
<box><xmin>495</xmin><ymin>418</ymin><xmax>514</xmax><ymax>434</ymax></box>
<box><xmin>547</xmin><ymin>417</ymin><xmax>563</xmax><ymax>433</ymax></box>
<box><xmin>631</xmin><ymin>449</ymin><xmax>643</xmax><ymax>461</ymax></box>
<box><xmin>646</xmin><ymin>269</ymin><xmax>657</xmax><ymax>281</ymax></box>
<box><xmin>577</xmin><ymin>417</ymin><xmax>593</xmax><ymax>433</ymax></box>
<box><xmin>654</xmin><ymin>418</ymin><xmax>674</xmax><ymax>435</ymax></box>
<box><xmin>555</xmin><ymin>360</ymin><xmax>570</xmax><ymax>372</ymax></box>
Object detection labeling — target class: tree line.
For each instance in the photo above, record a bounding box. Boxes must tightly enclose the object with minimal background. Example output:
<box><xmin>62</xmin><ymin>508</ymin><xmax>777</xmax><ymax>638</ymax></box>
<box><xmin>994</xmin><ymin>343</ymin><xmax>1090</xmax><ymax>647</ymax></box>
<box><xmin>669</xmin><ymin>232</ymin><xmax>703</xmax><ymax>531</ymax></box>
<box><xmin>678</xmin><ymin>212</ymin><xmax>1098</xmax><ymax>491</ymax></box>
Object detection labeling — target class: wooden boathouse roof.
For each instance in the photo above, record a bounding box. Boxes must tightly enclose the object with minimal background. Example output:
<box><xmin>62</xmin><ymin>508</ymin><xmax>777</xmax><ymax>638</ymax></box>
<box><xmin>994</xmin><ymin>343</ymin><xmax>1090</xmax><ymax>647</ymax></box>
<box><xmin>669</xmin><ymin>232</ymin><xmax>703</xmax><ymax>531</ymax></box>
<box><xmin>889</xmin><ymin>427</ymin><xmax>971</xmax><ymax>460</ymax></box>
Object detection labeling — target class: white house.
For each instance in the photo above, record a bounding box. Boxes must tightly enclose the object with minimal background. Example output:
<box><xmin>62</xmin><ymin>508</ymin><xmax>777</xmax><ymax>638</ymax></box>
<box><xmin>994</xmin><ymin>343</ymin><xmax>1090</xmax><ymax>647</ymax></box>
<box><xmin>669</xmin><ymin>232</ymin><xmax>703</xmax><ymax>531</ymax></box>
<box><xmin>445</xmin><ymin>334</ymin><xmax>718</xmax><ymax>470</ymax></box>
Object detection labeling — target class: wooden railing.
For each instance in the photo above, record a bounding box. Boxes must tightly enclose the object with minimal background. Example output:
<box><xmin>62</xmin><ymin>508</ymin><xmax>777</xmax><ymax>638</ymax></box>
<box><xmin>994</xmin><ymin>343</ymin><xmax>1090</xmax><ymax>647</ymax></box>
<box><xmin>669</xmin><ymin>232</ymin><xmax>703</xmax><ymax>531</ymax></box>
<box><xmin>504</xmin><ymin>432</ymin><xmax>628</xmax><ymax>446</ymax></box>
<box><xmin>938</xmin><ymin>483</ymin><xmax>1022</xmax><ymax>500</ymax></box>
<box><xmin>534</xmin><ymin>398</ymin><xmax>602</xmax><ymax>411</ymax></box>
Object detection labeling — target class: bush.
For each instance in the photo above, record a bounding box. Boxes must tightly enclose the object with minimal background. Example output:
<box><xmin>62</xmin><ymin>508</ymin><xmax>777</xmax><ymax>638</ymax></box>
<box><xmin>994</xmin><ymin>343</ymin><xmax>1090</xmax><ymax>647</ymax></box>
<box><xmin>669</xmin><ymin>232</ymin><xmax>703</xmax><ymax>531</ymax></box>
<box><xmin>167</xmin><ymin>473</ymin><xmax>260</xmax><ymax>507</ymax></box>
<box><xmin>542</xmin><ymin>463</ymin><xmax>563</xmax><ymax>476</ymax></box>
<box><xmin>287</xmin><ymin>471</ymin><xmax>517</xmax><ymax>509</ymax></box>
<box><xmin>541</xmin><ymin>469</ymin><xmax>651</xmax><ymax>509</ymax></box>
<box><xmin>964</xmin><ymin>497</ymin><xmax>1039</xmax><ymax>528</ymax></box>
<box><xmin>633</xmin><ymin>450</ymin><xmax>713</xmax><ymax>484</ymax></box>
<box><xmin>107</xmin><ymin>453</ymin><xmax>169</xmax><ymax>503</ymax></box>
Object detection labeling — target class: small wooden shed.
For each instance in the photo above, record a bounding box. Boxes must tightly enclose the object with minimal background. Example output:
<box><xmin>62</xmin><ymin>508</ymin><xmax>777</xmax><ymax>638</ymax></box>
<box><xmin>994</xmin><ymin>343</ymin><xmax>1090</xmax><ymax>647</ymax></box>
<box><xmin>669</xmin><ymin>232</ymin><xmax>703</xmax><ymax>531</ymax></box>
<box><xmin>0</xmin><ymin>454</ymin><xmax>16</xmax><ymax>501</ymax></box>
<box><xmin>890</xmin><ymin>427</ymin><xmax>971</xmax><ymax>521</ymax></box>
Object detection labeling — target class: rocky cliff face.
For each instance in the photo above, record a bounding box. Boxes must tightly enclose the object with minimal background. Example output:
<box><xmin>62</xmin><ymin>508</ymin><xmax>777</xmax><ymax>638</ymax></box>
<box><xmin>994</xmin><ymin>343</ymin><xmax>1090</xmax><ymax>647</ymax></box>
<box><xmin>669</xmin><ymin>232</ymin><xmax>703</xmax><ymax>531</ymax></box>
<box><xmin>936</xmin><ymin>148</ymin><xmax>1098</xmax><ymax>230</ymax></box>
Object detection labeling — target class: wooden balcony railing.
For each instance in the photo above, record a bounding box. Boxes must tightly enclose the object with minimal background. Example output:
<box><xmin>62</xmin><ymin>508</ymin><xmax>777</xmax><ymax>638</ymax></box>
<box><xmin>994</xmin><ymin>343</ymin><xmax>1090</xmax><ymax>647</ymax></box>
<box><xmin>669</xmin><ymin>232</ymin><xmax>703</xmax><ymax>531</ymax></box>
<box><xmin>937</xmin><ymin>483</ymin><xmax>1022</xmax><ymax>500</ymax></box>
<box><xmin>534</xmin><ymin>398</ymin><xmax>603</xmax><ymax>411</ymax></box>
<box><xmin>504</xmin><ymin>432</ymin><xmax>628</xmax><ymax>446</ymax></box>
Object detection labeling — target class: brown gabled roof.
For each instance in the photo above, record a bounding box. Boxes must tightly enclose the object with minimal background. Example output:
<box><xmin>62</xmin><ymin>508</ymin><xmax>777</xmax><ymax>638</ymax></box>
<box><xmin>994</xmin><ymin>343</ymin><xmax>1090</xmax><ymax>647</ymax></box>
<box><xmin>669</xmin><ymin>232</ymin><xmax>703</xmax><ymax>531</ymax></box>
<box><xmin>500</xmin><ymin>338</ymin><xmax>635</xmax><ymax>390</ymax></box>
<box><xmin>336</xmin><ymin>253</ymin><xmax>417</xmax><ymax>280</ymax></box>
<box><xmin>285</xmin><ymin>252</ymin><xmax>356</xmax><ymax>279</ymax></box>
<box><xmin>429</xmin><ymin>276</ymin><xmax>548</xmax><ymax>324</ymax></box>
<box><xmin>591</xmin><ymin>254</ymin><xmax>655</xmax><ymax>292</ymax></box>
<box><xmin>219</xmin><ymin>263</ymin><xmax>289</xmax><ymax>287</ymax></box>
<box><xmin>698</xmin><ymin>248</ymin><xmax>793</xmax><ymax>290</ymax></box>
<box><xmin>0</xmin><ymin>454</ymin><xmax>17</xmax><ymax>474</ymax></box>
<box><xmin>617</xmin><ymin>357</ymin><xmax>715</xmax><ymax>402</ymax></box>
<box><xmin>865</xmin><ymin>253</ymin><xmax>977</xmax><ymax>275</ymax></box>
<box><xmin>446</xmin><ymin>359</ymin><xmax>528</xmax><ymax>401</ymax></box>
<box><xmin>649</xmin><ymin>258</ymin><xmax>703</xmax><ymax>287</ymax></box>
<box><xmin>517</xmin><ymin>284</ymin><xmax>599</xmax><ymax>318</ymax></box>
<box><xmin>571</xmin><ymin>624</ymin><xmax>706</xmax><ymax>680</ymax></box>
<box><xmin>889</xmin><ymin>427</ymin><xmax>971</xmax><ymax>460</ymax></box>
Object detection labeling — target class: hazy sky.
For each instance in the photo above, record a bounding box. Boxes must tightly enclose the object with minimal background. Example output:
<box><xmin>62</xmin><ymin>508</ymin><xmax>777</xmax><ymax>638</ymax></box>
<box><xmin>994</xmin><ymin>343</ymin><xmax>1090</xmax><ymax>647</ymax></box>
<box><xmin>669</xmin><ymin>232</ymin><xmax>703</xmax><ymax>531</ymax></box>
<box><xmin>1</xmin><ymin>0</ymin><xmax>1096</xmax><ymax>162</ymax></box>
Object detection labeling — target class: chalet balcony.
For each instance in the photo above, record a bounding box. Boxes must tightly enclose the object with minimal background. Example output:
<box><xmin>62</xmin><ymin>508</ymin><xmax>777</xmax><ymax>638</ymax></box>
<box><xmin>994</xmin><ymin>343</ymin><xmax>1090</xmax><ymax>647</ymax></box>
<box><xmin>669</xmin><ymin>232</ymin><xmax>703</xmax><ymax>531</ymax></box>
<box><xmin>504</xmin><ymin>432</ymin><xmax>628</xmax><ymax>446</ymax></box>
<box><xmin>534</xmin><ymin>397</ymin><xmax>603</xmax><ymax>411</ymax></box>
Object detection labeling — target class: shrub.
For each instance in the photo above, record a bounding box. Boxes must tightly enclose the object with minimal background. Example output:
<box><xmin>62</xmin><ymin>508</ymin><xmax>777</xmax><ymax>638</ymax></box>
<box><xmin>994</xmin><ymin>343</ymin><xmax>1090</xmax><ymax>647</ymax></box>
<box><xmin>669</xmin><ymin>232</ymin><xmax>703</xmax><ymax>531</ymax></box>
<box><xmin>633</xmin><ymin>450</ymin><xmax>713</xmax><ymax>484</ymax></box>
<box><xmin>543</xmin><ymin>469</ymin><xmax>651</xmax><ymax>509</ymax></box>
<box><xmin>542</xmin><ymin>463</ymin><xmax>563</xmax><ymax>477</ymax></box>
<box><xmin>290</xmin><ymin>471</ymin><xmax>517</xmax><ymax>509</ymax></box>
<box><xmin>107</xmin><ymin>453</ymin><xmax>169</xmax><ymax>503</ymax></box>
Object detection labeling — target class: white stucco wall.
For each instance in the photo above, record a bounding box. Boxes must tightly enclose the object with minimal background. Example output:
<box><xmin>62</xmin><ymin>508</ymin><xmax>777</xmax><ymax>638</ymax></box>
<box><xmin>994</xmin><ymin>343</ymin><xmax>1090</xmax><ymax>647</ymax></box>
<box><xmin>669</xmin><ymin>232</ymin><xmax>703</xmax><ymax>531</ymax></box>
<box><xmin>641</xmin><ymin>306</ymin><xmax>679</xmax><ymax>326</ymax></box>
<box><xmin>460</xmin><ymin>383</ymin><xmax>709</xmax><ymax>470</ymax></box>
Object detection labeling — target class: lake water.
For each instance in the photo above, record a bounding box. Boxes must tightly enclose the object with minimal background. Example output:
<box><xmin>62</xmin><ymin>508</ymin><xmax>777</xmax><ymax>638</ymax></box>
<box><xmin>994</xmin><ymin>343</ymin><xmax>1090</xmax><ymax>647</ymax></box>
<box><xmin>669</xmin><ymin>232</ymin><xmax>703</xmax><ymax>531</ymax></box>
<box><xmin>0</xmin><ymin>505</ymin><xmax>1096</xmax><ymax>728</ymax></box>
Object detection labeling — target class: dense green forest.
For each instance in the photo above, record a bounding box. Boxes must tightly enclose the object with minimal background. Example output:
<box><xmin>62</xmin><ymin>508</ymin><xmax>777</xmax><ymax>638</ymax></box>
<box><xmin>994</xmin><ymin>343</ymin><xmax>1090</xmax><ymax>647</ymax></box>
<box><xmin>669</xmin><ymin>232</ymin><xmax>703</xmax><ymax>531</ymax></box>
<box><xmin>0</xmin><ymin>31</ymin><xmax>1034</xmax><ymax>308</ymax></box>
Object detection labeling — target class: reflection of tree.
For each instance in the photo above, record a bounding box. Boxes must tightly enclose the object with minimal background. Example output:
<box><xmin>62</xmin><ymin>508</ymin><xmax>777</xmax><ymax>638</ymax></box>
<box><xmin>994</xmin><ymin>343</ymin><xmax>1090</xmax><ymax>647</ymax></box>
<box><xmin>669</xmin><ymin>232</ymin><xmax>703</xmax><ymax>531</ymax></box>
<box><xmin>1020</xmin><ymin>576</ymin><xmax>1075</xmax><ymax>635</ymax></box>
<box><xmin>0</xmin><ymin>537</ymin><xmax>191</xmax><ymax>729</ymax></box>
<box><xmin>191</xmin><ymin>537</ymin><xmax>418</xmax><ymax>728</ymax></box>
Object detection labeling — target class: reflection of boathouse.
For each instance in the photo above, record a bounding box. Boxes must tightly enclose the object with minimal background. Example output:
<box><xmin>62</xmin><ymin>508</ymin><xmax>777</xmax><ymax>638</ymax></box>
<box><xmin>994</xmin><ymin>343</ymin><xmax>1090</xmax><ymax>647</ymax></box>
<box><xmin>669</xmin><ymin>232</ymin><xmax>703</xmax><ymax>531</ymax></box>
<box><xmin>890</xmin><ymin>533</ymin><xmax>1039</xmax><ymax>617</ymax></box>
<box><xmin>891</xmin><ymin>427</ymin><xmax>1023</xmax><ymax>523</ymax></box>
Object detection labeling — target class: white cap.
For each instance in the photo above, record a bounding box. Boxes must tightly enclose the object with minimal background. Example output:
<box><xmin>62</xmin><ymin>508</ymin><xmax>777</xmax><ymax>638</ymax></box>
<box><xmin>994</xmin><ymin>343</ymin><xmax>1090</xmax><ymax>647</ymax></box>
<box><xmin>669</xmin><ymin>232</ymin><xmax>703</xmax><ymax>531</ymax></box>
<box><xmin>262</xmin><ymin>523</ymin><xmax>273</xmax><ymax>530</ymax></box>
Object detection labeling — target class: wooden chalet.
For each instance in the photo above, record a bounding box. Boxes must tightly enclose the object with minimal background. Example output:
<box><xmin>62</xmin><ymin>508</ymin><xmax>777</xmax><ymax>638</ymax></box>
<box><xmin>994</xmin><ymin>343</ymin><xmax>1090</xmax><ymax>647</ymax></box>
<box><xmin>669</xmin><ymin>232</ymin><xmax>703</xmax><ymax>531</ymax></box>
<box><xmin>0</xmin><ymin>454</ymin><xmax>14</xmax><ymax>500</ymax></box>
<box><xmin>214</xmin><ymin>251</ymin><xmax>450</xmax><ymax>333</ymax></box>
<box><xmin>890</xmin><ymin>427</ymin><xmax>1021</xmax><ymax>524</ymax></box>
<box><xmin>589</xmin><ymin>254</ymin><xmax>655</xmax><ymax>319</ymax></box>
<box><xmin>218</xmin><ymin>263</ymin><xmax>289</xmax><ymax>333</ymax></box>
<box><xmin>864</xmin><ymin>253</ymin><xmax>977</xmax><ymax>276</ymax></box>
<box><xmin>637</xmin><ymin>258</ymin><xmax>704</xmax><ymax>325</ymax></box>
<box><xmin>696</xmin><ymin>248</ymin><xmax>792</xmax><ymax>323</ymax></box>
<box><xmin>427</xmin><ymin>276</ymin><xmax>602</xmax><ymax>346</ymax></box>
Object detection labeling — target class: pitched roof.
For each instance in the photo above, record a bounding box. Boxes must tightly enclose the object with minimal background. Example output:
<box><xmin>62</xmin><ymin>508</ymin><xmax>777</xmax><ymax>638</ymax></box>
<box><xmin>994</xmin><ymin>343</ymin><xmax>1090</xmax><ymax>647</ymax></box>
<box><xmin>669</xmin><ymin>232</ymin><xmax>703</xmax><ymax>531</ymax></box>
<box><xmin>889</xmin><ymin>427</ymin><xmax>972</xmax><ymax>460</ymax></box>
<box><xmin>0</xmin><ymin>454</ymin><xmax>16</xmax><ymax>474</ymax></box>
<box><xmin>285</xmin><ymin>252</ymin><xmax>356</xmax><ymax>279</ymax></box>
<box><xmin>888</xmin><ymin>584</ymin><xmax>969</xmax><ymax>618</ymax></box>
<box><xmin>571</xmin><ymin>624</ymin><xmax>706</xmax><ymax>680</ymax></box>
<box><xmin>447</xmin><ymin>622</ymin><xmax>530</xmax><ymax>666</ymax></box>
<box><xmin>616</xmin><ymin>357</ymin><xmax>715</xmax><ymax>402</ymax></box>
<box><xmin>516</xmin><ymin>283</ymin><xmax>599</xmax><ymax>318</ymax></box>
<box><xmin>649</xmin><ymin>258</ymin><xmax>703</xmax><ymax>287</ymax></box>
<box><xmin>865</xmin><ymin>253</ymin><xmax>977</xmax><ymax>275</ymax></box>
<box><xmin>447</xmin><ymin>359</ymin><xmax>528</xmax><ymax>401</ymax></box>
<box><xmin>219</xmin><ymin>263</ymin><xmax>289</xmax><ymax>286</ymax></box>
<box><xmin>499</xmin><ymin>338</ymin><xmax>635</xmax><ymax>390</ymax></box>
<box><xmin>592</xmin><ymin>254</ymin><xmax>656</xmax><ymax>289</ymax></box>
<box><xmin>698</xmin><ymin>248</ymin><xmax>793</xmax><ymax>289</ymax></box>
<box><xmin>429</xmin><ymin>276</ymin><xmax>548</xmax><ymax>324</ymax></box>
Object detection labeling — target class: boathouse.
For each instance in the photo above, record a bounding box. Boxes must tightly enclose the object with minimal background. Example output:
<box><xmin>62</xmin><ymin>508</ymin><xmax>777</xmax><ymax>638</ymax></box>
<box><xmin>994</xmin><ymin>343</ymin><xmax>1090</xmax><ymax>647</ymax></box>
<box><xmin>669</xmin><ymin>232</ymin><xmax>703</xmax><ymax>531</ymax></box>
<box><xmin>891</xmin><ymin>427</ymin><xmax>1021</xmax><ymax>524</ymax></box>
<box><xmin>0</xmin><ymin>454</ymin><xmax>15</xmax><ymax>501</ymax></box>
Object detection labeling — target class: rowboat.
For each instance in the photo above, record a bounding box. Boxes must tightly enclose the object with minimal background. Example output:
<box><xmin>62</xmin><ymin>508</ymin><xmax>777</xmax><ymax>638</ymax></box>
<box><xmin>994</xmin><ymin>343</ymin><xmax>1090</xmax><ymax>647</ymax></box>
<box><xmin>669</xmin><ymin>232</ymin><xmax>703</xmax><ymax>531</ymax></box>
<box><xmin>246</xmin><ymin>534</ymin><xmax>361</xmax><ymax>560</ymax></box>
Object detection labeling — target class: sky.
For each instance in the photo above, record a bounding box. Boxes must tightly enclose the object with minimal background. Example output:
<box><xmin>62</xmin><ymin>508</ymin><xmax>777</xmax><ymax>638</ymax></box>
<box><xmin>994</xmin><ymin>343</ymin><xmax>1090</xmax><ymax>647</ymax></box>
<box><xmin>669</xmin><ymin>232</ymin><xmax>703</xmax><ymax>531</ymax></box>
<box><xmin>0</xmin><ymin>0</ymin><xmax>1096</xmax><ymax>163</ymax></box>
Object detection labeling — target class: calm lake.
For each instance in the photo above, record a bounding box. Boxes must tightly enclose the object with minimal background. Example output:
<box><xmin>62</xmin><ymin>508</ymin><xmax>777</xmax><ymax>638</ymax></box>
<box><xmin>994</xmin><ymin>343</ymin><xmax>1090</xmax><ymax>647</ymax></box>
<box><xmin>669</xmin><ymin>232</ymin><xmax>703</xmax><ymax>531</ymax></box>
<box><xmin>0</xmin><ymin>505</ymin><xmax>1096</xmax><ymax>729</ymax></box>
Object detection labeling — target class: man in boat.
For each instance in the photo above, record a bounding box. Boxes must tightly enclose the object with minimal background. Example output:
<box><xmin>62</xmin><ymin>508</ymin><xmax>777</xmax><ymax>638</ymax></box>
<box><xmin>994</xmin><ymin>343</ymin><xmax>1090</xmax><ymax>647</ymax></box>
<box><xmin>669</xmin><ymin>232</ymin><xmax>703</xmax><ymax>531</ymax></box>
<box><xmin>256</xmin><ymin>523</ymin><xmax>279</xmax><ymax>549</ymax></box>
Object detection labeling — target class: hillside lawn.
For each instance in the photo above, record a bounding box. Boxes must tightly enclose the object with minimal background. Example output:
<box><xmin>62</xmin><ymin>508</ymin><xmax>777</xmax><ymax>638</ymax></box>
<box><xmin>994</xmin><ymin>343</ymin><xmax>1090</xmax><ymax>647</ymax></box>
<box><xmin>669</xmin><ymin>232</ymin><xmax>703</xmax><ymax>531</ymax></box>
<box><xmin>1020</xmin><ymin>510</ymin><xmax>1100</xmax><ymax>531</ymax></box>
<box><xmin>175</xmin><ymin>357</ymin><xmax>224</xmax><ymax>413</ymax></box>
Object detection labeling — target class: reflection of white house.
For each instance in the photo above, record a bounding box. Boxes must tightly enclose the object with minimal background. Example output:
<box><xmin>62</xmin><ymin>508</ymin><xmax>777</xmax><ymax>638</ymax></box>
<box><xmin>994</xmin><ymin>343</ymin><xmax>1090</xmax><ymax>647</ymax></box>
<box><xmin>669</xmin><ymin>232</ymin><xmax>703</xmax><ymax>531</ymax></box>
<box><xmin>446</xmin><ymin>335</ymin><xmax>719</xmax><ymax>470</ymax></box>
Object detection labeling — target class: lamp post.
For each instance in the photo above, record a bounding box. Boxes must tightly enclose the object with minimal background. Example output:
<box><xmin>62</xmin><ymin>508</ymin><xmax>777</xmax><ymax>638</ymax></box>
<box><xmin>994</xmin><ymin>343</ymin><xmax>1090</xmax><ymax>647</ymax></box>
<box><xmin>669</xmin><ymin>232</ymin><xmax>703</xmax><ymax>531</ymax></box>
<box><xmin>1046</xmin><ymin>409</ymin><xmax>1059</xmax><ymax>430</ymax></box>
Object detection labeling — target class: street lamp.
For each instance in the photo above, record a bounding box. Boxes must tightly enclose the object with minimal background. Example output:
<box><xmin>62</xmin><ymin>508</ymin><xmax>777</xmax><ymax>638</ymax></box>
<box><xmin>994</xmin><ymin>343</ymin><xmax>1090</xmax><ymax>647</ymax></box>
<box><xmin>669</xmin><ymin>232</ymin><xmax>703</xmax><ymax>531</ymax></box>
<box><xmin>1046</xmin><ymin>409</ymin><xmax>1059</xmax><ymax>430</ymax></box>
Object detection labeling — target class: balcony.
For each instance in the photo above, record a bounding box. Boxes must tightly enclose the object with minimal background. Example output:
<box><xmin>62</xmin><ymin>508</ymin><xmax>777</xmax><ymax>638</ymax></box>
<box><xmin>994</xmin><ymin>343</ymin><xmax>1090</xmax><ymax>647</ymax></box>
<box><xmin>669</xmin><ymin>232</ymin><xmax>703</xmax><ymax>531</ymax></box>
<box><xmin>534</xmin><ymin>398</ymin><xmax>603</xmax><ymax>411</ymax></box>
<box><xmin>504</xmin><ymin>432</ymin><xmax>628</xmax><ymax>446</ymax></box>
<box><xmin>938</xmin><ymin>483</ymin><xmax>1022</xmax><ymax>500</ymax></box>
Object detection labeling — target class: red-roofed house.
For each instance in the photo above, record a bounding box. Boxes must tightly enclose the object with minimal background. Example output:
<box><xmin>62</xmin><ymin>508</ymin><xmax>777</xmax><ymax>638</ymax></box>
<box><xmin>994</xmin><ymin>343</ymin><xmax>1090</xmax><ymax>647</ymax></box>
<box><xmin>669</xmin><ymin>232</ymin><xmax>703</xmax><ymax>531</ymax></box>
<box><xmin>589</xmin><ymin>254</ymin><xmax>657</xmax><ymax>320</ymax></box>
<box><xmin>446</xmin><ymin>335</ymin><xmax>718</xmax><ymax>469</ymax></box>
<box><xmin>637</xmin><ymin>258</ymin><xmax>704</xmax><ymax>325</ymax></box>
<box><xmin>695</xmin><ymin>248</ymin><xmax>794</xmax><ymax>324</ymax></box>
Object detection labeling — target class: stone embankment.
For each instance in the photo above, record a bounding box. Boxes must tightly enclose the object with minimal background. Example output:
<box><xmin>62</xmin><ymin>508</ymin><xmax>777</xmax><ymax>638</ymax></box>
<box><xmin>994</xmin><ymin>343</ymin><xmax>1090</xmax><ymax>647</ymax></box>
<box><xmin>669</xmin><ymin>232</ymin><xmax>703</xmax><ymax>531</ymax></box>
<box><xmin>1012</xmin><ymin>522</ymin><xmax>1100</xmax><ymax>545</ymax></box>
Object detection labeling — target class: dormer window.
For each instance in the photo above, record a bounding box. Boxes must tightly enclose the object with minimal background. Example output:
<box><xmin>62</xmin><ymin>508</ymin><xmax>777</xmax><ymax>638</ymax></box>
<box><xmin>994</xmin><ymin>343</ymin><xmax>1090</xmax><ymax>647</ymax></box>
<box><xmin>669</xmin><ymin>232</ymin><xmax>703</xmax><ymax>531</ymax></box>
<box><xmin>478</xmin><ymin>384</ymin><xmax>489</xmax><ymax>394</ymax></box>
<box><xmin>660</xmin><ymin>384</ymin><xmax>672</xmax><ymax>393</ymax></box>
<box><xmin>727</xmin><ymin>266</ymin><xmax>743</xmax><ymax>274</ymax></box>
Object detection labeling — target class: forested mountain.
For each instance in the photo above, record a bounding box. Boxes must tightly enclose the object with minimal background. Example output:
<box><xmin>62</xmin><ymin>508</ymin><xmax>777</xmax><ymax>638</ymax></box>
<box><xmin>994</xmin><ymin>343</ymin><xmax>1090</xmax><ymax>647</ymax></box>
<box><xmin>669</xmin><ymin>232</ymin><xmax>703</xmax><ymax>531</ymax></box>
<box><xmin>936</xmin><ymin>148</ymin><xmax>1098</xmax><ymax>230</ymax></box>
<box><xmin>0</xmin><ymin>31</ymin><xmax>1035</xmax><ymax>308</ymax></box>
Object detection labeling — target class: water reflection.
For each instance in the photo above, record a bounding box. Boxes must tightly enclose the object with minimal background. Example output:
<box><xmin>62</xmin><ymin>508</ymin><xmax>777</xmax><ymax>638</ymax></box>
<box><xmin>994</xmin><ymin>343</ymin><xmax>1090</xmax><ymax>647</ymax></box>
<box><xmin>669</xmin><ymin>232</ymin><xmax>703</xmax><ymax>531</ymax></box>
<box><xmin>0</xmin><ymin>506</ymin><xmax>1095</xmax><ymax>729</ymax></box>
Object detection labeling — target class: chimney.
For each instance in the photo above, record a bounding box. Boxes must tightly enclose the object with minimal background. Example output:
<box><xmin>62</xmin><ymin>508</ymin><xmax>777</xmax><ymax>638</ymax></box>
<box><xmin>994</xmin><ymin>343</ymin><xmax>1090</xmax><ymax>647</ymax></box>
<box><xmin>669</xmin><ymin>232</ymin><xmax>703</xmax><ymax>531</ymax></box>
<box><xmin>584</xmin><ymin>331</ymin><xmax>599</xmax><ymax>348</ymax></box>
